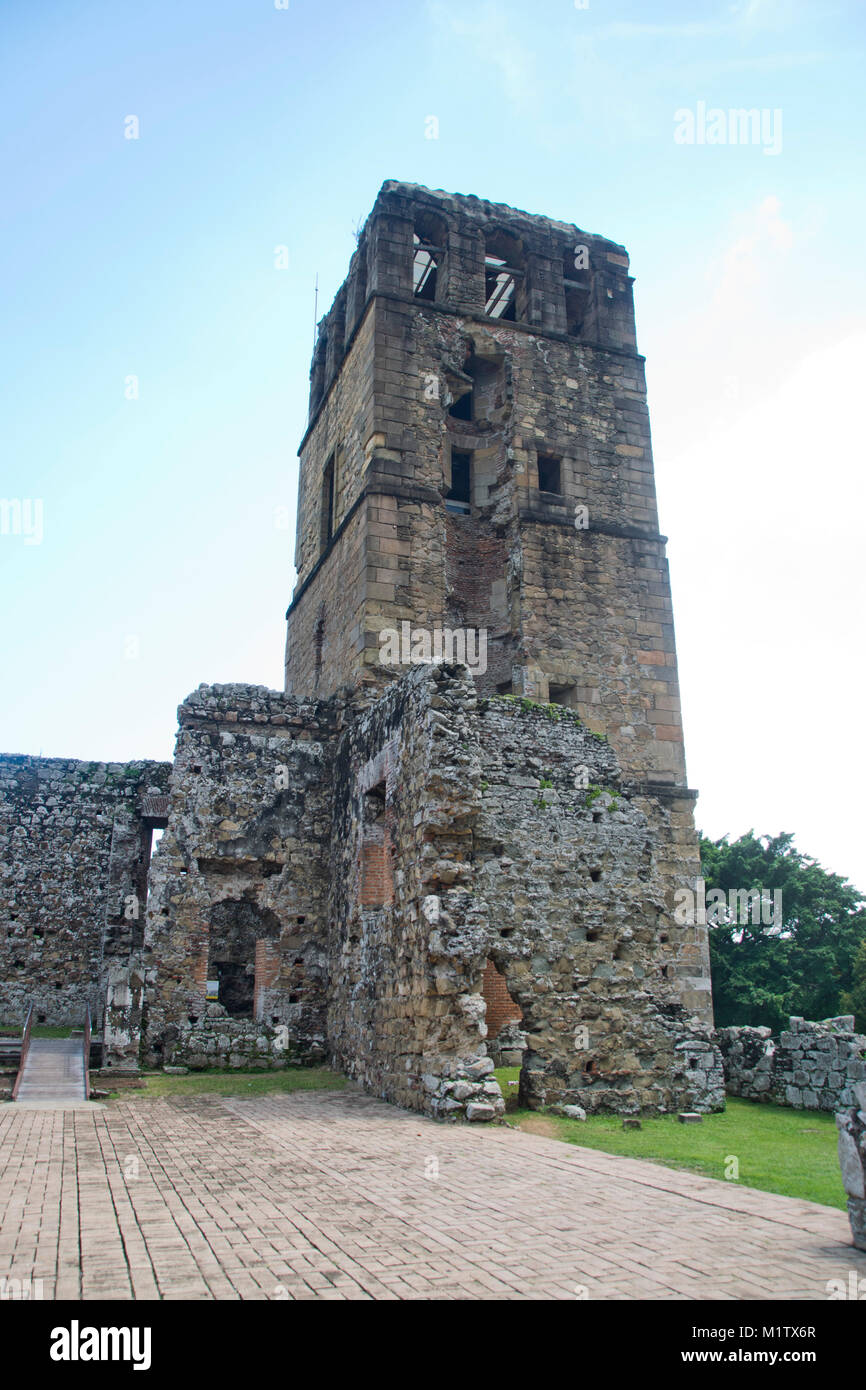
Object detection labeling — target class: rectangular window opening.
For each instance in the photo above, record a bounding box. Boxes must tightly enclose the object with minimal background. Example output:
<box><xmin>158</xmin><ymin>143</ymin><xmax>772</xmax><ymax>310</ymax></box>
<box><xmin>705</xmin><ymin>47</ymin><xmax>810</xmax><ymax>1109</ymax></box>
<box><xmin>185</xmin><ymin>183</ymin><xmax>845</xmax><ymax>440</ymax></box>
<box><xmin>537</xmin><ymin>455</ymin><xmax>562</xmax><ymax>495</ymax></box>
<box><xmin>446</xmin><ymin>451</ymin><xmax>472</xmax><ymax>514</ymax></box>
<box><xmin>413</xmin><ymin>237</ymin><xmax>440</xmax><ymax>300</ymax></box>
<box><xmin>564</xmin><ymin>278</ymin><xmax>590</xmax><ymax>336</ymax></box>
<box><xmin>484</xmin><ymin>256</ymin><xmax>518</xmax><ymax>320</ymax></box>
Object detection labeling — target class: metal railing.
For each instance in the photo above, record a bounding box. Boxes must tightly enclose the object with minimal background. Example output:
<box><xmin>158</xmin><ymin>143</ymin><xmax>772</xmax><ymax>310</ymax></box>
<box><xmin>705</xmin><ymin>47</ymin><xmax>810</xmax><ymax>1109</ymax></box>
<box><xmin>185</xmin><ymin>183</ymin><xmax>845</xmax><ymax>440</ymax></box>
<box><xmin>11</xmin><ymin>1005</ymin><xmax>33</xmax><ymax>1101</ymax></box>
<box><xmin>83</xmin><ymin>1005</ymin><xmax>91</xmax><ymax>1100</ymax></box>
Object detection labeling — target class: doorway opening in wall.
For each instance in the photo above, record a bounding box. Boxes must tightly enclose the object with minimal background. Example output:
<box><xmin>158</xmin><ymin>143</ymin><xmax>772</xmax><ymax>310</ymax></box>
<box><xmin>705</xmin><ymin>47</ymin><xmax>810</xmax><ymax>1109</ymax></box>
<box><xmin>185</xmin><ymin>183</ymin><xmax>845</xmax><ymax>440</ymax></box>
<box><xmin>446</xmin><ymin>451</ymin><xmax>471</xmax><ymax>514</ymax></box>
<box><xmin>360</xmin><ymin>782</ymin><xmax>393</xmax><ymax>909</ymax></box>
<box><xmin>207</xmin><ymin>900</ymin><xmax>281</xmax><ymax>1020</ymax></box>
<box><xmin>211</xmin><ymin>961</ymin><xmax>254</xmax><ymax>1017</ymax></box>
<box><xmin>481</xmin><ymin>958</ymin><xmax>524</xmax><ymax>1108</ymax></box>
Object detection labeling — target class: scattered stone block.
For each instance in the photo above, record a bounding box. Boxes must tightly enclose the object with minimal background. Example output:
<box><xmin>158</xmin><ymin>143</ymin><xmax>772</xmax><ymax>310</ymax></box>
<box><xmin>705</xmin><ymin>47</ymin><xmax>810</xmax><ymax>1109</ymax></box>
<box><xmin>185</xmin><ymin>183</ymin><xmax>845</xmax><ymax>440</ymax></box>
<box><xmin>465</xmin><ymin>1103</ymin><xmax>496</xmax><ymax>1123</ymax></box>
<box><xmin>560</xmin><ymin>1105</ymin><xmax>587</xmax><ymax>1121</ymax></box>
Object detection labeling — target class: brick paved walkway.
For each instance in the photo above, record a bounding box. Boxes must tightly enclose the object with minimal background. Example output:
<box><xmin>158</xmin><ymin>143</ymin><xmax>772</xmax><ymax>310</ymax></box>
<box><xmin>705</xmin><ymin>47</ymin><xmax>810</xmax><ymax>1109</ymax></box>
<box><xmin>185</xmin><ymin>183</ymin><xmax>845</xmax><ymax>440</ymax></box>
<box><xmin>1</xmin><ymin>1090</ymin><xmax>863</xmax><ymax>1300</ymax></box>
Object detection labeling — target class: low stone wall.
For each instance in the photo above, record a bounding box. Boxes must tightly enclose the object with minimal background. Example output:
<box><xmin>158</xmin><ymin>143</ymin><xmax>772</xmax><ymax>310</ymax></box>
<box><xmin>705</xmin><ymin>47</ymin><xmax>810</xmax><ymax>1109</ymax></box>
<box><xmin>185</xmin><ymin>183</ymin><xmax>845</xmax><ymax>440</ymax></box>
<box><xmin>717</xmin><ymin>1017</ymin><xmax>866</xmax><ymax>1111</ymax></box>
<box><xmin>162</xmin><ymin>1015</ymin><xmax>310</xmax><ymax>1070</ymax></box>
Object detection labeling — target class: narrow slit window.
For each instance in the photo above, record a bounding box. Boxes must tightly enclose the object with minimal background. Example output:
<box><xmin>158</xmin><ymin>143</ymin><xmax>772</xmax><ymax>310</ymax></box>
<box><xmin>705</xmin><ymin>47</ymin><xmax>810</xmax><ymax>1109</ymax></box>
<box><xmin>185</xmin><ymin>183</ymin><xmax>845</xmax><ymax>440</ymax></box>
<box><xmin>320</xmin><ymin>454</ymin><xmax>335</xmax><ymax>552</ymax></box>
<box><xmin>446</xmin><ymin>451</ymin><xmax>471</xmax><ymax>514</ymax></box>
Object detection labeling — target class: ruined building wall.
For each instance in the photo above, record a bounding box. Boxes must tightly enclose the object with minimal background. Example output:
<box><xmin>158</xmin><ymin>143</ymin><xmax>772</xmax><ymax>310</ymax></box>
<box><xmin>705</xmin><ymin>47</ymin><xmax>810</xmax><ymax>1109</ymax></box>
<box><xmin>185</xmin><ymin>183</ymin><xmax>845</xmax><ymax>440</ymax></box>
<box><xmin>326</xmin><ymin>663</ymin><xmax>721</xmax><ymax>1118</ymax></box>
<box><xmin>0</xmin><ymin>755</ymin><xmax>171</xmax><ymax>1027</ymax></box>
<box><xmin>328</xmin><ymin>663</ymin><xmax>505</xmax><ymax>1121</ymax></box>
<box><xmin>138</xmin><ymin>685</ymin><xmax>343</xmax><ymax>1070</ymax></box>
<box><xmin>472</xmin><ymin>697</ymin><xmax>720</xmax><ymax>1113</ymax></box>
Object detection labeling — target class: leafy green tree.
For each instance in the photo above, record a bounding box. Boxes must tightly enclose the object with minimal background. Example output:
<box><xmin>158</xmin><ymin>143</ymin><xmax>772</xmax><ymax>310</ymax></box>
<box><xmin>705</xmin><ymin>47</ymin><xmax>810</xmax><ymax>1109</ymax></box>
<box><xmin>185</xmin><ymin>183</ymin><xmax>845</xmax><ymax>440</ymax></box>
<box><xmin>700</xmin><ymin>831</ymin><xmax>866</xmax><ymax>1032</ymax></box>
<box><xmin>840</xmin><ymin>939</ymin><xmax>866</xmax><ymax>1034</ymax></box>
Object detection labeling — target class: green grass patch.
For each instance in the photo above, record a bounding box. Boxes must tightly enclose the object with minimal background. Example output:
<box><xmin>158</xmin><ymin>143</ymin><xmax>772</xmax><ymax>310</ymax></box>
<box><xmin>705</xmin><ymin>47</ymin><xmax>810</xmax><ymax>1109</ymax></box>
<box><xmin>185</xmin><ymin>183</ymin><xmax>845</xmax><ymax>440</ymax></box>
<box><xmin>0</xmin><ymin>1024</ymin><xmax>74</xmax><ymax>1039</ymax></box>
<box><xmin>494</xmin><ymin>1066</ymin><xmax>522</xmax><ymax>1111</ymax></box>
<box><xmin>111</xmin><ymin>1067</ymin><xmax>348</xmax><ymax>1100</ymax></box>
<box><xmin>491</xmin><ymin>1072</ymin><xmax>846</xmax><ymax>1210</ymax></box>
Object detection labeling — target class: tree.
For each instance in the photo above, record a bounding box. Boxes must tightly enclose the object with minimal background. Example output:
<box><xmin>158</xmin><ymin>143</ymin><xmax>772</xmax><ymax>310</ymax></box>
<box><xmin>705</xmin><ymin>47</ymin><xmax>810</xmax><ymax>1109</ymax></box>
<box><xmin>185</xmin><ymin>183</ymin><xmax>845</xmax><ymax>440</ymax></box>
<box><xmin>700</xmin><ymin>831</ymin><xmax>866</xmax><ymax>1032</ymax></box>
<box><xmin>840</xmin><ymin>939</ymin><xmax>866</xmax><ymax>1034</ymax></box>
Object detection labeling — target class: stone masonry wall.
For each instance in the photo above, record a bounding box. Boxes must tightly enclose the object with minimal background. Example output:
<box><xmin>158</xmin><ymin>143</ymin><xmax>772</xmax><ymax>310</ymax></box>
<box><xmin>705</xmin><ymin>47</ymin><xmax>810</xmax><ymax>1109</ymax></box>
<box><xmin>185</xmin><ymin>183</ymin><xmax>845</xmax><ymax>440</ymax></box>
<box><xmin>472</xmin><ymin>696</ymin><xmax>721</xmax><ymax>1113</ymax></box>
<box><xmin>328</xmin><ymin>662</ymin><xmax>505</xmax><ymax>1121</ymax></box>
<box><xmin>0</xmin><ymin>755</ymin><xmax>170</xmax><ymax>1028</ymax></box>
<box><xmin>327</xmin><ymin>663</ymin><xmax>721</xmax><ymax>1119</ymax></box>
<box><xmin>836</xmin><ymin>1084</ymin><xmax>866</xmax><ymax>1251</ymax></box>
<box><xmin>284</xmin><ymin>182</ymin><xmax>688</xmax><ymax>788</ymax></box>
<box><xmin>138</xmin><ymin>684</ymin><xmax>344</xmax><ymax>1070</ymax></box>
<box><xmin>718</xmin><ymin>1017</ymin><xmax>866</xmax><ymax>1111</ymax></box>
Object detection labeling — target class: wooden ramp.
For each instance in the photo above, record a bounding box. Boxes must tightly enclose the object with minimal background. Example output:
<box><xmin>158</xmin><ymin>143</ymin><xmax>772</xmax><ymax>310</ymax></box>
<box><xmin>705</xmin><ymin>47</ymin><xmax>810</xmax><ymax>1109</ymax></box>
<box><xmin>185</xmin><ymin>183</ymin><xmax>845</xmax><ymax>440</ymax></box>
<box><xmin>13</xmin><ymin>1037</ymin><xmax>87</xmax><ymax>1102</ymax></box>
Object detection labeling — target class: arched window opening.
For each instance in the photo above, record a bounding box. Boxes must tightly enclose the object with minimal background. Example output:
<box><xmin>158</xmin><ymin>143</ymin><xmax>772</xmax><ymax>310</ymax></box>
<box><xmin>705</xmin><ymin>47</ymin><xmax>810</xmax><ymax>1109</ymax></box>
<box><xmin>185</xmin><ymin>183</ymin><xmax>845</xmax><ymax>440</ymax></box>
<box><xmin>413</xmin><ymin>211</ymin><xmax>447</xmax><ymax>302</ymax></box>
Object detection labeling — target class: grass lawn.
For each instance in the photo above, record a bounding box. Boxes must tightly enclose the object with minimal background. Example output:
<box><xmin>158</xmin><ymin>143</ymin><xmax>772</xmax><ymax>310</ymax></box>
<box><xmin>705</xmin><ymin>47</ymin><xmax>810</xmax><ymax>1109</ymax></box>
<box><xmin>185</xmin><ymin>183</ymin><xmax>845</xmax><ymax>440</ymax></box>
<box><xmin>493</xmin><ymin>1068</ymin><xmax>847</xmax><ymax>1210</ymax></box>
<box><xmin>109</xmin><ymin>1067</ymin><xmax>348</xmax><ymax>1100</ymax></box>
<box><xmin>0</xmin><ymin>1024</ymin><xmax>74</xmax><ymax>1039</ymax></box>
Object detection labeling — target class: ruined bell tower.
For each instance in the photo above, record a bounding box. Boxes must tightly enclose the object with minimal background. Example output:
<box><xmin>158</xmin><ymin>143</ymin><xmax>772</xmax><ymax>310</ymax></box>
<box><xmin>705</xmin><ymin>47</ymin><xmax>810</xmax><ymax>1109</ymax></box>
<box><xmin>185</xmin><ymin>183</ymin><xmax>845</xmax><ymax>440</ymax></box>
<box><xmin>1</xmin><ymin>182</ymin><xmax>721</xmax><ymax>1119</ymax></box>
<box><xmin>285</xmin><ymin>181</ymin><xmax>688</xmax><ymax>788</ymax></box>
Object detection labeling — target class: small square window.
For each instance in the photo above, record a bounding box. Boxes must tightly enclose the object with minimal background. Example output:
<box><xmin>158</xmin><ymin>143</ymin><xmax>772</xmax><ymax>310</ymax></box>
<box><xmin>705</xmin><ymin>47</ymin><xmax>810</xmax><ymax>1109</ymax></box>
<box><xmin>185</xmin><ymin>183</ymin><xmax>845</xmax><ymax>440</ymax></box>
<box><xmin>549</xmin><ymin>682</ymin><xmax>578</xmax><ymax>709</ymax></box>
<box><xmin>537</xmin><ymin>455</ymin><xmax>561</xmax><ymax>495</ymax></box>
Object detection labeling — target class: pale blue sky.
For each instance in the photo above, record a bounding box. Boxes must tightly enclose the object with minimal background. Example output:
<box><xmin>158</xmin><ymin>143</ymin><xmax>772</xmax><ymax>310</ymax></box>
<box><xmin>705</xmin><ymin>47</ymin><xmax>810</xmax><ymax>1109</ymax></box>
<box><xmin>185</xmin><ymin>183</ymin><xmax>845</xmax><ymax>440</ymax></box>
<box><xmin>2</xmin><ymin>0</ymin><xmax>864</xmax><ymax>886</ymax></box>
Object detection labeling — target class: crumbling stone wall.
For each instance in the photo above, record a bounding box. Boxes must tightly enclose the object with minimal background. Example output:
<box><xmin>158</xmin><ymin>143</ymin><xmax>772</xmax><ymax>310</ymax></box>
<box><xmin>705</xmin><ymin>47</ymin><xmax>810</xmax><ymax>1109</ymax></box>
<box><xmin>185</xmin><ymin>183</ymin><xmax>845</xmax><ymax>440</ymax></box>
<box><xmin>836</xmin><ymin>1084</ymin><xmax>866</xmax><ymax>1250</ymax></box>
<box><xmin>138</xmin><ymin>684</ymin><xmax>343</xmax><ymax>1070</ymax></box>
<box><xmin>328</xmin><ymin>663</ymin><xmax>505</xmax><ymax>1121</ymax></box>
<box><xmin>481</xmin><ymin>959</ymin><xmax>523</xmax><ymax>1039</ymax></box>
<box><xmin>472</xmin><ymin>695</ymin><xmax>721</xmax><ymax>1113</ymax></box>
<box><xmin>327</xmin><ymin>664</ymin><xmax>721</xmax><ymax>1118</ymax></box>
<box><xmin>2</xmin><ymin>183</ymin><xmax>720</xmax><ymax>1123</ymax></box>
<box><xmin>0</xmin><ymin>755</ymin><xmax>170</xmax><ymax>1027</ymax></box>
<box><xmin>718</xmin><ymin>1017</ymin><xmax>866</xmax><ymax>1111</ymax></box>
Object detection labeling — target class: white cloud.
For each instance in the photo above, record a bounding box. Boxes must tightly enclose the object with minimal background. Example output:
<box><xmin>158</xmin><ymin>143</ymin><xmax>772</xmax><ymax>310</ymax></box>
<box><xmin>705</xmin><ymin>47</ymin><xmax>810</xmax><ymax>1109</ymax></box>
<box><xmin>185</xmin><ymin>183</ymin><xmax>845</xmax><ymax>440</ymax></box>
<box><xmin>713</xmin><ymin>194</ymin><xmax>794</xmax><ymax>313</ymax></box>
<box><xmin>665</xmin><ymin>330</ymin><xmax>866</xmax><ymax>886</ymax></box>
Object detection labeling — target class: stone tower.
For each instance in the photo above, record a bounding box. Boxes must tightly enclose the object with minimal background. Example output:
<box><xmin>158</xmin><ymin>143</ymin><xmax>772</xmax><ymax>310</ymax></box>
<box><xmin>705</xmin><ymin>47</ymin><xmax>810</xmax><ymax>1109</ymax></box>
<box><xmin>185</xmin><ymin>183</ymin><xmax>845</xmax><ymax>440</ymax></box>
<box><xmin>286</xmin><ymin>181</ymin><xmax>687</xmax><ymax>788</ymax></box>
<box><xmin>1</xmin><ymin>182</ymin><xmax>722</xmax><ymax>1120</ymax></box>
